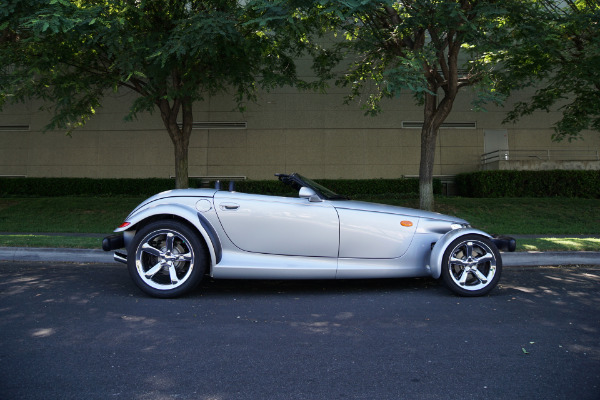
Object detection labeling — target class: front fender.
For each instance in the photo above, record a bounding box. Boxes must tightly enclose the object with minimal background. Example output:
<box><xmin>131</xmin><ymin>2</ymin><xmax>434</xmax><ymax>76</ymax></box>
<box><xmin>428</xmin><ymin>228</ymin><xmax>492</xmax><ymax>279</ymax></box>
<box><xmin>115</xmin><ymin>203</ymin><xmax>220</xmax><ymax>268</ymax></box>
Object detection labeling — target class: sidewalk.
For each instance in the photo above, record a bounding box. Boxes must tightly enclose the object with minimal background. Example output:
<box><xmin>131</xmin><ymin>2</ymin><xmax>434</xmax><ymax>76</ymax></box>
<box><xmin>0</xmin><ymin>246</ymin><xmax>599</xmax><ymax>267</ymax></box>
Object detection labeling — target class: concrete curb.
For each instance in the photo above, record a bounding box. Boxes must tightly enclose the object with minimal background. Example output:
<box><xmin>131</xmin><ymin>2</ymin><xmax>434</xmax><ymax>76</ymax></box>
<box><xmin>501</xmin><ymin>251</ymin><xmax>600</xmax><ymax>267</ymax></box>
<box><xmin>1</xmin><ymin>247</ymin><xmax>599</xmax><ymax>267</ymax></box>
<box><xmin>0</xmin><ymin>247</ymin><xmax>114</xmax><ymax>264</ymax></box>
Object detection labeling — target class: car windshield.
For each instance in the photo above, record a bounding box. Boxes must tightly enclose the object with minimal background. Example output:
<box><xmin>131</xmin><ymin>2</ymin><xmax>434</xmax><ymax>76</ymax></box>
<box><xmin>294</xmin><ymin>174</ymin><xmax>348</xmax><ymax>200</ymax></box>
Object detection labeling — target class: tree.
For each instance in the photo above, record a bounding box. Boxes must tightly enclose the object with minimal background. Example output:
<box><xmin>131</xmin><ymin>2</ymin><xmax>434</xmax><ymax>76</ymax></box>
<box><xmin>314</xmin><ymin>0</ymin><xmax>522</xmax><ymax>211</ymax></box>
<box><xmin>495</xmin><ymin>0</ymin><xmax>600</xmax><ymax>141</ymax></box>
<box><xmin>0</xmin><ymin>0</ymin><xmax>329</xmax><ymax>188</ymax></box>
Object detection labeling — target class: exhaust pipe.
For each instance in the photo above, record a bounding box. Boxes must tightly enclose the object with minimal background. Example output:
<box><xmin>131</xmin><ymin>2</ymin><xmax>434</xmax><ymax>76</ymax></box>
<box><xmin>114</xmin><ymin>251</ymin><xmax>128</xmax><ymax>264</ymax></box>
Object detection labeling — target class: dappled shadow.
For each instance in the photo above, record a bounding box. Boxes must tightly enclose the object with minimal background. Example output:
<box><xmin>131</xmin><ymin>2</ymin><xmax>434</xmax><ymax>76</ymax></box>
<box><xmin>497</xmin><ymin>266</ymin><xmax>600</xmax><ymax>361</ymax></box>
<box><xmin>2</xmin><ymin>262</ymin><xmax>599</xmax><ymax>400</ymax></box>
<box><xmin>501</xmin><ymin>266</ymin><xmax>600</xmax><ymax>307</ymax></box>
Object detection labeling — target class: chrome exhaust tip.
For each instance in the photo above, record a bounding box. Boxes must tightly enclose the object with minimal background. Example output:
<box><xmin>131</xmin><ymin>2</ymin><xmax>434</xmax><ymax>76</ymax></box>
<box><xmin>114</xmin><ymin>251</ymin><xmax>128</xmax><ymax>264</ymax></box>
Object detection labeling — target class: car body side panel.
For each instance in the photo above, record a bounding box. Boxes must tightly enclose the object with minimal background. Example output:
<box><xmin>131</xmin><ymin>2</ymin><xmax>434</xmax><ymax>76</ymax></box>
<box><xmin>212</xmin><ymin>250</ymin><xmax>337</xmax><ymax>279</ymax></box>
<box><xmin>335</xmin><ymin>200</ymin><xmax>468</xmax><ymax>224</ymax></box>
<box><xmin>214</xmin><ymin>192</ymin><xmax>339</xmax><ymax>257</ymax></box>
<box><xmin>337</xmin><ymin>208</ymin><xmax>418</xmax><ymax>259</ymax></box>
<box><xmin>336</xmin><ymin>233</ymin><xmax>435</xmax><ymax>278</ymax></box>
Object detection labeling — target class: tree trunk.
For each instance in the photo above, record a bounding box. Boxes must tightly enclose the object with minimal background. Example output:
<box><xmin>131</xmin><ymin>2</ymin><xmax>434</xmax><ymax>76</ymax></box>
<box><xmin>419</xmin><ymin>123</ymin><xmax>437</xmax><ymax>211</ymax></box>
<box><xmin>175</xmin><ymin>100</ymin><xmax>193</xmax><ymax>189</ymax></box>
<box><xmin>172</xmin><ymin>135</ymin><xmax>190</xmax><ymax>189</ymax></box>
<box><xmin>419</xmin><ymin>83</ymin><xmax>457</xmax><ymax>211</ymax></box>
<box><xmin>419</xmin><ymin>90</ymin><xmax>439</xmax><ymax>211</ymax></box>
<box><xmin>158</xmin><ymin>96</ymin><xmax>193</xmax><ymax>189</ymax></box>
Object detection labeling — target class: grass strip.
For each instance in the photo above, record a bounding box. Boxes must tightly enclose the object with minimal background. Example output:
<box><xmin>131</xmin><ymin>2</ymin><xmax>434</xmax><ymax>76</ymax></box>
<box><xmin>0</xmin><ymin>234</ymin><xmax>101</xmax><ymax>249</ymax></box>
<box><xmin>0</xmin><ymin>197</ymin><xmax>144</xmax><ymax>233</ymax></box>
<box><xmin>364</xmin><ymin>196</ymin><xmax>600</xmax><ymax>235</ymax></box>
<box><xmin>517</xmin><ymin>238</ymin><xmax>600</xmax><ymax>252</ymax></box>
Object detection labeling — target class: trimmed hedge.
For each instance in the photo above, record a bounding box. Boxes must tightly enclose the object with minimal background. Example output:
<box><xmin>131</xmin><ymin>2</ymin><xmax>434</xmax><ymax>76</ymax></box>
<box><xmin>314</xmin><ymin>178</ymin><xmax>443</xmax><ymax>196</ymax></box>
<box><xmin>0</xmin><ymin>178</ymin><xmax>179</xmax><ymax>197</ymax></box>
<box><xmin>236</xmin><ymin>178</ymin><xmax>442</xmax><ymax>197</ymax></box>
<box><xmin>455</xmin><ymin>170</ymin><xmax>600</xmax><ymax>198</ymax></box>
<box><xmin>0</xmin><ymin>177</ymin><xmax>442</xmax><ymax>197</ymax></box>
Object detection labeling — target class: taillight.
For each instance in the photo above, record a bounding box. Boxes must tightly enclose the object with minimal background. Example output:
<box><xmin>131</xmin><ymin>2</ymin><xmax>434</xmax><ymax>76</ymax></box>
<box><xmin>118</xmin><ymin>222</ymin><xmax>131</xmax><ymax>229</ymax></box>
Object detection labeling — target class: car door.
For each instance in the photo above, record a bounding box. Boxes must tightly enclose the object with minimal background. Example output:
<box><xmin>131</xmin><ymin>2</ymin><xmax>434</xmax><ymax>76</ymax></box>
<box><xmin>214</xmin><ymin>192</ymin><xmax>339</xmax><ymax>257</ymax></box>
<box><xmin>336</xmin><ymin>208</ymin><xmax>418</xmax><ymax>259</ymax></box>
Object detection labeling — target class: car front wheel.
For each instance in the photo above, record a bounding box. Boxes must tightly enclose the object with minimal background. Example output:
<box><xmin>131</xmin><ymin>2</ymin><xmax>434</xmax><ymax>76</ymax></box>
<box><xmin>441</xmin><ymin>234</ymin><xmax>502</xmax><ymax>297</ymax></box>
<box><xmin>127</xmin><ymin>220</ymin><xmax>207</xmax><ymax>298</ymax></box>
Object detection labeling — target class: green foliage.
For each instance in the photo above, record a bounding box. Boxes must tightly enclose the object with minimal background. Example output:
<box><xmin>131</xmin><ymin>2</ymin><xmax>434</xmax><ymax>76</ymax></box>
<box><xmin>494</xmin><ymin>0</ymin><xmax>600</xmax><ymax>140</ymax></box>
<box><xmin>309</xmin><ymin>0</ymin><xmax>530</xmax><ymax>211</ymax></box>
<box><xmin>0</xmin><ymin>177</ymin><xmax>441</xmax><ymax>197</ymax></box>
<box><xmin>455</xmin><ymin>170</ymin><xmax>600</xmax><ymax>198</ymax></box>
<box><xmin>325</xmin><ymin>0</ymin><xmax>516</xmax><ymax>114</ymax></box>
<box><xmin>0</xmin><ymin>0</ymin><xmax>334</xmax><ymax>120</ymax></box>
<box><xmin>0</xmin><ymin>0</ymin><xmax>335</xmax><ymax>188</ymax></box>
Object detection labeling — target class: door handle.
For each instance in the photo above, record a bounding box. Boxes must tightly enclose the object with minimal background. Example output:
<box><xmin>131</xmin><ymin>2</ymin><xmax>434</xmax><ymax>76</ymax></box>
<box><xmin>220</xmin><ymin>203</ymin><xmax>240</xmax><ymax>211</ymax></box>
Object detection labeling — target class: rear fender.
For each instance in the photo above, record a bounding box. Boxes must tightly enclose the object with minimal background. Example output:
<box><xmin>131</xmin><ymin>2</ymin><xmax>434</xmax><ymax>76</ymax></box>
<box><xmin>428</xmin><ymin>228</ymin><xmax>492</xmax><ymax>279</ymax></box>
<box><xmin>115</xmin><ymin>203</ymin><xmax>220</xmax><ymax>269</ymax></box>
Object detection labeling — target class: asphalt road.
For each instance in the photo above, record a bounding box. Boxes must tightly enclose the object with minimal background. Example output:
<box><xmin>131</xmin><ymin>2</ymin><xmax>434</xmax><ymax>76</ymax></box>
<box><xmin>1</xmin><ymin>261</ymin><xmax>599</xmax><ymax>400</ymax></box>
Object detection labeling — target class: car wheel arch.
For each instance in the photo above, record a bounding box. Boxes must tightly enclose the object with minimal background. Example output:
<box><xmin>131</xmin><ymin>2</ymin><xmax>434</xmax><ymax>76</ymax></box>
<box><xmin>127</xmin><ymin>219</ymin><xmax>208</xmax><ymax>298</ymax></box>
<box><xmin>428</xmin><ymin>228</ymin><xmax>493</xmax><ymax>279</ymax></box>
<box><xmin>120</xmin><ymin>207</ymin><xmax>221</xmax><ymax>271</ymax></box>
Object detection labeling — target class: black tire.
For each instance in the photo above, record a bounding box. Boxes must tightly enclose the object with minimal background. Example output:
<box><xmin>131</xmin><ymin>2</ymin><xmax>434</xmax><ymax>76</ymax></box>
<box><xmin>127</xmin><ymin>220</ymin><xmax>207</xmax><ymax>298</ymax></box>
<box><xmin>441</xmin><ymin>234</ymin><xmax>502</xmax><ymax>297</ymax></box>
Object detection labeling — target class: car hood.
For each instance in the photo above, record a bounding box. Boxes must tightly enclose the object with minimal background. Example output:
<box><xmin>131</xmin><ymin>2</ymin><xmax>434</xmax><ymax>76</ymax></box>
<box><xmin>332</xmin><ymin>200</ymin><xmax>468</xmax><ymax>224</ymax></box>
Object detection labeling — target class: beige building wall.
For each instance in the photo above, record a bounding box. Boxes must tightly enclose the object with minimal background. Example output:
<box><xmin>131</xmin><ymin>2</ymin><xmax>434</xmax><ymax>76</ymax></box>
<box><xmin>1</xmin><ymin>86</ymin><xmax>598</xmax><ymax>180</ymax></box>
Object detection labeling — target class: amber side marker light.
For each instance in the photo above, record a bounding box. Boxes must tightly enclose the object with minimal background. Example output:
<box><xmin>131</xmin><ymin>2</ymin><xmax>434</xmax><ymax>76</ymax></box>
<box><xmin>401</xmin><ymin>221</ymin><xmax>413</xmax><ymax>227</ymax></box>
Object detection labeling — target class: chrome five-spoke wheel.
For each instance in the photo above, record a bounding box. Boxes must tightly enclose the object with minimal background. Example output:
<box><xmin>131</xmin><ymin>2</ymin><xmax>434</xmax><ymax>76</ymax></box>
<box><xmin>441</xmin><ymin>234</ymin><xmax>502</xmax><ymax>297</ymax></box>
<box><xmin>127</xmin><ymin>221</ymin><xmax>207</xmax><ymax>298</ymax></box>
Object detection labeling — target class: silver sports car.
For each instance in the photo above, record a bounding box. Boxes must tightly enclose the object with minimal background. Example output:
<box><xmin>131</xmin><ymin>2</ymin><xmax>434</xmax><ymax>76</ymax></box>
<box><xmin>103</xmin><ymin>173</ymin><xmax>516</xmax><ymax>298</ymax></box>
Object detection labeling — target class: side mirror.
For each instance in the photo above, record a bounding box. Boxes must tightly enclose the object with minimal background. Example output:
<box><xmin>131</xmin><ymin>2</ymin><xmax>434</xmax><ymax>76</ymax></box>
<box><xmin>299</xmin><ymin>187</ymin><xmax>322</xmax><ymax>202</ymax></box>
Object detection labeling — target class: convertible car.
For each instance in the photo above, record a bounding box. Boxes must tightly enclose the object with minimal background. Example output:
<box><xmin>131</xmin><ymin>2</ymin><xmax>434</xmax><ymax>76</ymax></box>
<box><xmin>103</xmin><ymin>173</ymin><xmax>515</xmax><ymax>298</ymax></box>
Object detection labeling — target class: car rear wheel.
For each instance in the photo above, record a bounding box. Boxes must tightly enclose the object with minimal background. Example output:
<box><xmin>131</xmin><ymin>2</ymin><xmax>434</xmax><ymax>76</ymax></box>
<box><xmin>127</xmin><ymin>220</ymin><xmax>207</xmax><ymax>298</ymax></box>
<box><xmin>441</xmin><ymin>234</ymin><xmax>502</xmax><ymax>297</ymax></box>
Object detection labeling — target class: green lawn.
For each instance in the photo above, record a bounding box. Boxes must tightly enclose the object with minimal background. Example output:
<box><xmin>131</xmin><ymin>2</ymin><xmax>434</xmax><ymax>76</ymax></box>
<box><xmin>354</xmin><ymin>195</ymin><xmax>600</xmax><ymax>235</ymax></box>
<box><xmin>1</xmin><ymin>196</ymin><xmax>599</xmax><ymax>250</ymax></box>
<box><xmin>0</xmin><ymin>197</ymin><xmax>145</xmax><ymax>233</ymax></box>
<box><xmin>0</xmin><ymin>234</ymin><xmax>101</xmax><ymax>249</ymax></box>
<box><xmin>517</xmin><ymin>237</ymin><xmax>600</xmax><ymax>252</ymax></box>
